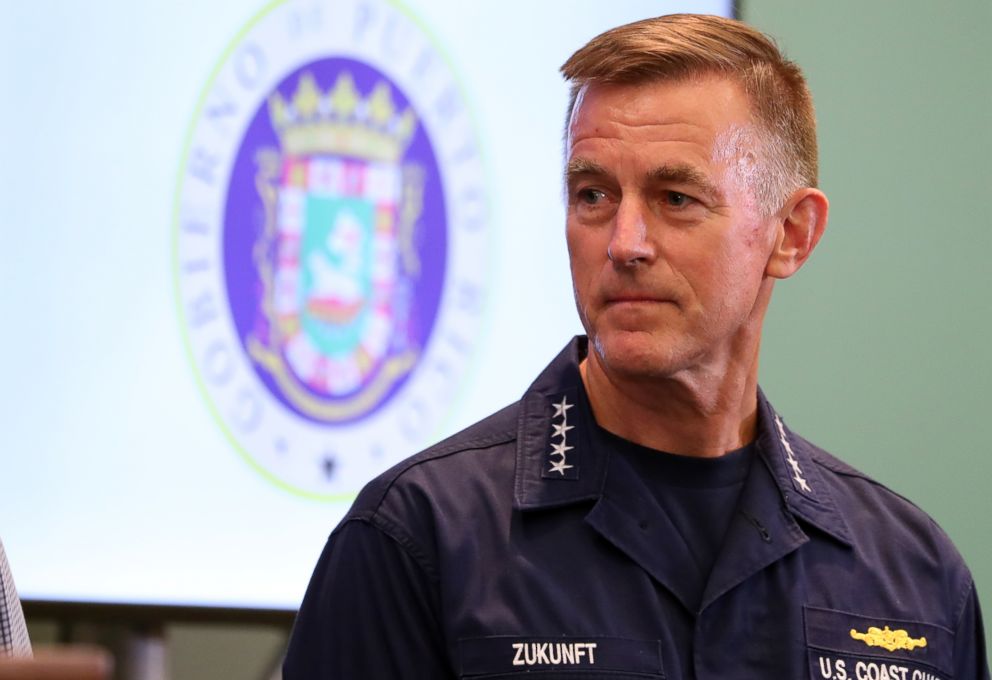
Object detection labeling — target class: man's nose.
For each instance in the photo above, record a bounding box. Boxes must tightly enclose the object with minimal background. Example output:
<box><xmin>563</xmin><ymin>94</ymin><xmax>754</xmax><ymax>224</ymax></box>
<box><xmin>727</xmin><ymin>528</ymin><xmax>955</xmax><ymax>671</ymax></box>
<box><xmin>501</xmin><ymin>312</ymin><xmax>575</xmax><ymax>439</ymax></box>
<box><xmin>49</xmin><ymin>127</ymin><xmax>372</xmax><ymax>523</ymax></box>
<box><xmin>607</xmin><ymin>199</ymin><xmax>655</xmax><ymax>267</ymax></box>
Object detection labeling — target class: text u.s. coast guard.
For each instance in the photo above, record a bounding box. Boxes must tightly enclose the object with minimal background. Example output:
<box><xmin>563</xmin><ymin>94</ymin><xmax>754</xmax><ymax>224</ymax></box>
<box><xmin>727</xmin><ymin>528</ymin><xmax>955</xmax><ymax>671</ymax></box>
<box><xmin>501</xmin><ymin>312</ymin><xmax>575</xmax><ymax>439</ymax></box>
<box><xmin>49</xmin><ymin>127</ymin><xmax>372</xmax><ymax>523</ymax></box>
<box><xmin>817</xmin><ymin>654</ymin><xmax>941</xmax><ymax>680</ymax></box>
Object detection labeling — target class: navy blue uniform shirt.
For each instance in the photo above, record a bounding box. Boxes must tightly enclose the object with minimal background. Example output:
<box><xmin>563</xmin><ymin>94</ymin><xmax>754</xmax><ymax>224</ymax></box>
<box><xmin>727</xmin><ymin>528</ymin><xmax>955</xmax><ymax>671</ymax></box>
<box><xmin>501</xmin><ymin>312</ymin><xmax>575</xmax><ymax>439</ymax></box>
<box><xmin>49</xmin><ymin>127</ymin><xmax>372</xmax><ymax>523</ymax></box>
<box><xmin>285</xmin><ymin>338</ymin><xmax>990</xmax><ymax>679</ymax></box>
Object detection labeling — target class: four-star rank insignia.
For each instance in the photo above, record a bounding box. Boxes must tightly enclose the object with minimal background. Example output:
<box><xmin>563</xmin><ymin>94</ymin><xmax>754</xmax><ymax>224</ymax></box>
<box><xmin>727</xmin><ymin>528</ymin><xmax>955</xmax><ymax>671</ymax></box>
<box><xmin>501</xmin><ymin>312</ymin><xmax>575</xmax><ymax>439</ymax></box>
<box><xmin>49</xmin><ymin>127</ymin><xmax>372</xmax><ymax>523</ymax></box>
<box><xmin>543</xmin><ymin>392</ymin><xmax>579</xmax><ymax>480</ymax></box>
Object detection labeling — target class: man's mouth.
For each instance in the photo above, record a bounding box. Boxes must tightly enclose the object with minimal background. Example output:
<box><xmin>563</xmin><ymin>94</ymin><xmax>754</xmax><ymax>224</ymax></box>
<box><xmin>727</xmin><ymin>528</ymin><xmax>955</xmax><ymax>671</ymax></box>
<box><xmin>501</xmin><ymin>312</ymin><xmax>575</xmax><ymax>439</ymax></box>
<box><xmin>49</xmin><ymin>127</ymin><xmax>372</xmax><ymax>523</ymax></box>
<box><xmin>604</xmin><ymin>293</ymin><xmax>674</xmax><ymax>306</ymax></box>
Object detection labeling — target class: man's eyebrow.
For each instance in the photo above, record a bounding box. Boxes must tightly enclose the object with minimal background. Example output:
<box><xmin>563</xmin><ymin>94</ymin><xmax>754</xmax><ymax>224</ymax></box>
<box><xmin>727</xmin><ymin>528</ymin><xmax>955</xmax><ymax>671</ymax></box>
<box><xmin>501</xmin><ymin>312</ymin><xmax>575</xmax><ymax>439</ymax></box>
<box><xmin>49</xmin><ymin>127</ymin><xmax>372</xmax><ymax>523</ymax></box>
<box><xmin>648</xmin><ymin>163</ymin><xmax>723</xmax><ymax>202</ymax></box>
<box><xmin>564</xmin><ymin>158</ymin><xmax>610</xmax><ymax>183</ymax></box>
<box><xmin>565</xmin><ymin>159</ymin><xmax>724</xmax><ymax>202</ymax></box>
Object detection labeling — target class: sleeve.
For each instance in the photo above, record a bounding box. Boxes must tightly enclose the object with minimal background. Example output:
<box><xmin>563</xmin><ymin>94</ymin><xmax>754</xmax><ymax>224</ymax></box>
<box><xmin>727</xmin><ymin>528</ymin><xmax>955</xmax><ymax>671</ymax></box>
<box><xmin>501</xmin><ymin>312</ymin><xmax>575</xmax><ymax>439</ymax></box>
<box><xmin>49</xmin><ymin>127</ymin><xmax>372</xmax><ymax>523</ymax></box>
<box><xmin>954</xmin><ymin>581</ymin><xmax>990</xmax><ymax>679</ymax></box>
<box><xmin>0</xmin><ymin>538</ymin><xmax>32</xmax><ymax>657</ymax></box>
<box><xmin>283</xmin><ymin>517</ymin><xmax>455</xmax><ymax>679</ymax></box>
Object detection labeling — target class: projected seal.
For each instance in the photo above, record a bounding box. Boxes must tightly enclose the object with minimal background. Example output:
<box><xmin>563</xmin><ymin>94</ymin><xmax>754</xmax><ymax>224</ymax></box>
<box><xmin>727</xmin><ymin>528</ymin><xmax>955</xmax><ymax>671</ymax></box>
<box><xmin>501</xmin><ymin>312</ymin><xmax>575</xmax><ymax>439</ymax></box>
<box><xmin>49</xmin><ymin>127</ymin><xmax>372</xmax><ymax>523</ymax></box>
<box><xmin>174</xmin><ymin>0</ymin><xmax>489</xmax><ymax>499</ymax></box>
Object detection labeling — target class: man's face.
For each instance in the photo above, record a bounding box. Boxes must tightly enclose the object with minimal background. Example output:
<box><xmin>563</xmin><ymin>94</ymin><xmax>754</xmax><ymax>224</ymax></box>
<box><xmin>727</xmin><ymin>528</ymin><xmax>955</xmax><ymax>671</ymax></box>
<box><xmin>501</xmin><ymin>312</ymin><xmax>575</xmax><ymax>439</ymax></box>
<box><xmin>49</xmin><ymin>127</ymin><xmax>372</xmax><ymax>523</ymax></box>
<box><xmin>565</xmin><ymin>76</ymin><xmax>781</xmax><ymax>381</ymax></box>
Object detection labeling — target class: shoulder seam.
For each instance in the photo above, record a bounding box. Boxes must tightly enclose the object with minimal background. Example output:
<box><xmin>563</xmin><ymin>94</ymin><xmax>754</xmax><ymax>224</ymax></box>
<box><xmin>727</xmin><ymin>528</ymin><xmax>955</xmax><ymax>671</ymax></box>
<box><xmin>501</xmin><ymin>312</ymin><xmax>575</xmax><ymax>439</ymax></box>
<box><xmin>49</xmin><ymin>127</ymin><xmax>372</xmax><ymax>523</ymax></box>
<box><xmin>342</xmin><ymin>513</ymin><xmax>441</xmax><ymax>583</ymax></box>
<box><xmin>368</xmin><ymin>429</ymin><xmax>517</xmax><ymax>513</ymax></box>
<box><xmin>810</xmin><ymin>451</ymin><xmax>927</xmax><ymax>512</ymax></box>
<box><xmin>806</xmin><ymin>445</ymin><xmax>866</xmax><ymax>479</ymax></box>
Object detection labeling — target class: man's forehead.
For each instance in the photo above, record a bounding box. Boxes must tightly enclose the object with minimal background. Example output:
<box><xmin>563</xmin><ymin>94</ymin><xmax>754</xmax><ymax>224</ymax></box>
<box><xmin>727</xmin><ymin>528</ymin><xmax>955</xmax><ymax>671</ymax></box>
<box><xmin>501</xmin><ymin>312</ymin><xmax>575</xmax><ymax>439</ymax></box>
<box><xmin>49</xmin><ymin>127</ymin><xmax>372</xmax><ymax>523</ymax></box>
<box><xmin>566</xmin><ymin>76</ymin><xmax>755</xmax><ymax>143</ymax></box>
<box><xmin>564</xmin><ymin>77</ymin><xmax>764</xmax><ymax>181</ymax></box>
<box><xmin>563</xmin><ymin>78</ymin><xmax>768</xmax><ymax>210</ymax></box>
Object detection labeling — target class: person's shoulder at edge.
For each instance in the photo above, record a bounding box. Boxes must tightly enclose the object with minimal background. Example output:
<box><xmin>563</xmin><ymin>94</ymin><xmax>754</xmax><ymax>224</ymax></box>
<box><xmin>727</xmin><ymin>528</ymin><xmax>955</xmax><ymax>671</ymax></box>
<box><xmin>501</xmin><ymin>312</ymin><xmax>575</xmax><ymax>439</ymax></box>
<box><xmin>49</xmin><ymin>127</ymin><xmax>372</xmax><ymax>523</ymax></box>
<box><xmin>797</xmin><ymin>432</ymin><xmax>975</xmax><ymax>615</ymax></box>
<box><xmin>339</xmin><ymin>399</ymin><xmax>522</xmax><ymax>535</ymax></box>
<box><xmin>802</xmin><ymin>433</ymin><xmax>962</xmax><ymax>546</ymax></box>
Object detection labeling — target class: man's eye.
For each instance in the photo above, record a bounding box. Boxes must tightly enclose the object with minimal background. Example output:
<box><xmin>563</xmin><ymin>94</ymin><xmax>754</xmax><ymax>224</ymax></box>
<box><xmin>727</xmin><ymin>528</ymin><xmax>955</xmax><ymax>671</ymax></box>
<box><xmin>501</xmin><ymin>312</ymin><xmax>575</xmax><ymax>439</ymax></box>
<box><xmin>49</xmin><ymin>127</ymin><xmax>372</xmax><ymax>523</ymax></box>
<box><xmin>664</xmin><ymin>191</ymin><xmax>692</xmax><ymax>207</ymax></box>
<box><xmin>578</xmin><ymin>188</ymin><xmax>607</xmax><ymax>204</ymax></box>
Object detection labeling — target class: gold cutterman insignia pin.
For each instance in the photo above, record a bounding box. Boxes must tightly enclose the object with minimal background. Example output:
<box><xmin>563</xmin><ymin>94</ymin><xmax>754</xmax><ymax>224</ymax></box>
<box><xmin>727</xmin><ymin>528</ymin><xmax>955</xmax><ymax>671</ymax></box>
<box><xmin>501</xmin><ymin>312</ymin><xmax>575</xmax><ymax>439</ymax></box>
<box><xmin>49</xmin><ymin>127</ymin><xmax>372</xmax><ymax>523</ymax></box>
<box><xmin>850</xmin><ymin>626</ymin><xmax>927</xmax><ymax>652</ymax></box>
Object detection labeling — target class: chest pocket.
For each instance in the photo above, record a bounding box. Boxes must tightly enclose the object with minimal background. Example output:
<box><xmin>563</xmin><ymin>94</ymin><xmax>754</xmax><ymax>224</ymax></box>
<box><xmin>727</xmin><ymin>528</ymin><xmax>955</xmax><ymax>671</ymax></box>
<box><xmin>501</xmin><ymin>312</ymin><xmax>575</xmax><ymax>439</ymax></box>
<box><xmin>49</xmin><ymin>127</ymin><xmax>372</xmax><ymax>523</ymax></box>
<box><xmin>457</xmin><ymin>636</ymin><xmax>665</xmax><ymax>679</ymax></box>
<box><xmin>805</xmin><ymin>606</ymin><xmax>954</xmax><ymax>680</ymax></box>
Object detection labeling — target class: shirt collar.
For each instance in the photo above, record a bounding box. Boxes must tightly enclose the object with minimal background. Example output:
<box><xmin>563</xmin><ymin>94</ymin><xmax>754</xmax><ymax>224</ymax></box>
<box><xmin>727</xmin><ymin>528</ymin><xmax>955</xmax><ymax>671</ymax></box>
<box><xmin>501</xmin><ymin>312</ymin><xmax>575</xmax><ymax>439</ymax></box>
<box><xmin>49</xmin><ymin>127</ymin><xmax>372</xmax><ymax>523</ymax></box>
<box><xmin>753</xmin><ymin>391</ymin><xmax>852</xmax><ymax>546</ymax></box>
<box><xmin>512</xmin><ymin>336</ymin><xmax>852</xmax><ymax>547</ymax></box>
<box><xmin>513</xmin><ymin>338</ymin><xmax>606</xmax><ymax>510</ymax></box>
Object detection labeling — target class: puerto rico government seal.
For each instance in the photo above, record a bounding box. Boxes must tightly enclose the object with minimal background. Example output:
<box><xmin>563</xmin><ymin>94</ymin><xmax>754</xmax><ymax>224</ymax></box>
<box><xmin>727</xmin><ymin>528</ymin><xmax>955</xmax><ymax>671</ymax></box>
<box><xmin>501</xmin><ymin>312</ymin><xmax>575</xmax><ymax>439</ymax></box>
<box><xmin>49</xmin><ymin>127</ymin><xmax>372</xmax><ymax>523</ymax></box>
<box><xmin>174</xmin><ymin>0</ymin><xmax>489</xmax><ymax>499</ymax></box>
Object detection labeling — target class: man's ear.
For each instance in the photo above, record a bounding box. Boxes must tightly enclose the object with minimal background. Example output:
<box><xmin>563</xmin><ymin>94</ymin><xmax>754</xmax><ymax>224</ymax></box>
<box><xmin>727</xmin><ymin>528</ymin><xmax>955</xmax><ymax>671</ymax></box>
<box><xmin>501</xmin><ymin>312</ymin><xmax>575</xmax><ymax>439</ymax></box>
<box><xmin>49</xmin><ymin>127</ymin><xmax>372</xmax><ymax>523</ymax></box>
<box><xmin>765</xmin><ymin>188</ymin><xmax>829</xmax><ymax>280</ymax></box>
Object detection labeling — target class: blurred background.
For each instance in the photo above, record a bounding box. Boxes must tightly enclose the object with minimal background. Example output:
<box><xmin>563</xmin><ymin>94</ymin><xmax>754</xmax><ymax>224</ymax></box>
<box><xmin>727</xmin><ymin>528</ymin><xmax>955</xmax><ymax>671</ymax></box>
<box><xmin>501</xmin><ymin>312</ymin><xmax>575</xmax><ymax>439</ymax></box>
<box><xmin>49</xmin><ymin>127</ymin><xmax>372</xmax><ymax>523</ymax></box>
<box><xmin>2</xmin><ymin>0</ymin><xmax>989</xmax><ymax>677</ymax></box>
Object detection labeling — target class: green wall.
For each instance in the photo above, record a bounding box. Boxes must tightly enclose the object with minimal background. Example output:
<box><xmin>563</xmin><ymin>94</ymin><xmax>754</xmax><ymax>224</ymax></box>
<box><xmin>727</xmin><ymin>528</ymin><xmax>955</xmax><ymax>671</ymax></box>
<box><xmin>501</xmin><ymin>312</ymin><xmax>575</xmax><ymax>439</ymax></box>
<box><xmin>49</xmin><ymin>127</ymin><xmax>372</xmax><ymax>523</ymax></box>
<box><xmin>745</xmin><ymin>0</ymin><xmax>992</xmax><ymax>651</ymax></box>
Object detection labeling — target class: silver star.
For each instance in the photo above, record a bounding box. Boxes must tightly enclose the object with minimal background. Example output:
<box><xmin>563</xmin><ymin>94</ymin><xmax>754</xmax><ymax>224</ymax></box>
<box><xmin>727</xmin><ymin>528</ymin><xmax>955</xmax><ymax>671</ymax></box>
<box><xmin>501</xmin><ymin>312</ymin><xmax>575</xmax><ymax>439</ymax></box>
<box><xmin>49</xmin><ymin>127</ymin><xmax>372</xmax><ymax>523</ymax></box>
<box><xmin>773</xmin><ymin>413</ymin><xmax>811</xmax><ymax>493</ymax></box>
<box><xmin>552</xmin><ymin>422</ymin><xmax>575</xmax><ymax>439</ymax></box>
<box><xmin>786</xmin><ymin>456</ymin><xmax>803</xmax><ymax>476</ymax></box>
<box><xmin>549</xmin><ymin>440</ymin><xmax>574</xmax><ymax>459</ymax></box>
<box><xmin>785</xmin><ymin>456</ymin><xmax>810</xmax><ymax>491</ymax></box>
<box><xmin>548</xmin><ymin>459</ymin><xmax>574</xmax><ymax>476</ymax></box>
<box><xmin>552</xmin><ymin>397</ymin><xmax>574</xmax><ymax>419</ymax></box>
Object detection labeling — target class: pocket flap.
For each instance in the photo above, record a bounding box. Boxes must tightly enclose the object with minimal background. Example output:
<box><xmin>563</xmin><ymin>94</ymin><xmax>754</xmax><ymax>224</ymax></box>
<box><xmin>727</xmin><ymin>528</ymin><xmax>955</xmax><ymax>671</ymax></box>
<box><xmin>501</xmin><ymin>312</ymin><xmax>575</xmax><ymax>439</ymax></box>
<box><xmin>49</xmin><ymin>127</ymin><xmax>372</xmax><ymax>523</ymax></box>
<box><xmin>805</xmin><ymin>606</ymin><xmax>953</xmax><ymax>678</ymax></box>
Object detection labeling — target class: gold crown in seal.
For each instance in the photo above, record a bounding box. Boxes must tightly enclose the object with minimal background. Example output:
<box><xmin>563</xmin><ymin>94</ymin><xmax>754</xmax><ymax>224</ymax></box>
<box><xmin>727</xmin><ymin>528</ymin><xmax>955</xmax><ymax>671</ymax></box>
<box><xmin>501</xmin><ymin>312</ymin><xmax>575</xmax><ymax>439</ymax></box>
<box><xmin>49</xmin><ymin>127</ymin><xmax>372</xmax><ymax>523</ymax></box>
<box><xmin>268</xmin><ymin>72</ymin><xmax>417</xmax><ymax>163</ymax></box>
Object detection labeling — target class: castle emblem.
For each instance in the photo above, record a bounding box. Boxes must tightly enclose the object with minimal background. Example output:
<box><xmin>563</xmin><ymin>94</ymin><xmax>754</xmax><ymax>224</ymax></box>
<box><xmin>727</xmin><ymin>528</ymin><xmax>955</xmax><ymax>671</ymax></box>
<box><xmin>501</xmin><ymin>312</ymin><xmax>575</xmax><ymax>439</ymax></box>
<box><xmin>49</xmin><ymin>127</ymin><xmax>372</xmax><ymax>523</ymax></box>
<box><xmin>248</xmin><ymin>71</ymin><xmax>424</xmax><ymax>422</ymax></box>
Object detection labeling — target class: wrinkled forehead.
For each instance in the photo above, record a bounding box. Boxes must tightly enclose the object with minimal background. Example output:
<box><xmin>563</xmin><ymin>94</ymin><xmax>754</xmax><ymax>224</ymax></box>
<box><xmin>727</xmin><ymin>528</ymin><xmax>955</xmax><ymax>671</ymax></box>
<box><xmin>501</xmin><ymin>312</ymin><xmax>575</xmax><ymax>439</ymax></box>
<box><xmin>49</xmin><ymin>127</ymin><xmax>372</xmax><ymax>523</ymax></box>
<box><xmin>563</xmin><ymin>77</ymin><xmax>772</xmax><ymax>214</ymax></box>
<box><xmin>565</xmin><ymin>77</ymin><xmax>761</xmax><ymax>156</ymax></box>
<box><xmin>566</xmin><ymin>71</ymin><xmax>757</xmax><ymax>133</ymax></box>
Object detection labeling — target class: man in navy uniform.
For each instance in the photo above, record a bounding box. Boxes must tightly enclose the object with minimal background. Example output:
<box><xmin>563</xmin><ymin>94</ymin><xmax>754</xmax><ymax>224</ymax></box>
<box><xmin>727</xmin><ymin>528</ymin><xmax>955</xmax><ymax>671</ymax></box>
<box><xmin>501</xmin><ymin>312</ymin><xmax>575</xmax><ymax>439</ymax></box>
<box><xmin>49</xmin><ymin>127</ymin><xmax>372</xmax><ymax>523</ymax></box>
<box><xmin>285</xmin><ymin>14</ymin><xmax>989</xmax><ymax>679</ymax></box>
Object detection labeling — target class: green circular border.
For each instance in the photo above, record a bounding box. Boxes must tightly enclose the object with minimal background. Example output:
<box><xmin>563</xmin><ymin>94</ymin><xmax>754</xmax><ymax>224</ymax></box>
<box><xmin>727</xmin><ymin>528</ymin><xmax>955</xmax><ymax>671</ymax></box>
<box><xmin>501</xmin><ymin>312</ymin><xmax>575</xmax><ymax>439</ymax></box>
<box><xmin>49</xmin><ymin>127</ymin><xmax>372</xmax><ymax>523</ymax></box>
<box><xmin>171</xmin><ymin>0</ymin><xmax>495</xmax><ymax>502</ymax></box>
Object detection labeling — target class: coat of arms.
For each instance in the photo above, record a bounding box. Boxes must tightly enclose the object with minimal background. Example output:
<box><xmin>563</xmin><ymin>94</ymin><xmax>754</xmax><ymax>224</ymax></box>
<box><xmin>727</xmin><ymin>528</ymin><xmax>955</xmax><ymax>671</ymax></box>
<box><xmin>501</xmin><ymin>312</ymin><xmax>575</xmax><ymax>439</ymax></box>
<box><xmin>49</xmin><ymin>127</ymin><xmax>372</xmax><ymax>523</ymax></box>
<box><xmin>248</xmin><ymin>71</ymin><xmax>425</xmax><ymax>422</ymax></box>
<box><xmin>176</xmin><ymin>0</ymin><xmax>486</xmax><ymax>497</ymax></box>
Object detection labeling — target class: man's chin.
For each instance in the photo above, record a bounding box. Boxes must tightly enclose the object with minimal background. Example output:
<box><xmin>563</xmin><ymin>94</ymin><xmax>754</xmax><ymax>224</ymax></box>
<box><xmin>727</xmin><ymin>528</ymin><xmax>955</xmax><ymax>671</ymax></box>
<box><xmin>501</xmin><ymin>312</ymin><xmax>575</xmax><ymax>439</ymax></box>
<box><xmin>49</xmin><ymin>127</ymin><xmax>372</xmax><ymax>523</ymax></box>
<box><xmin>590</xmin><ymin>330</ymin><xmax>687</xmax><ymax>381</ymax></box>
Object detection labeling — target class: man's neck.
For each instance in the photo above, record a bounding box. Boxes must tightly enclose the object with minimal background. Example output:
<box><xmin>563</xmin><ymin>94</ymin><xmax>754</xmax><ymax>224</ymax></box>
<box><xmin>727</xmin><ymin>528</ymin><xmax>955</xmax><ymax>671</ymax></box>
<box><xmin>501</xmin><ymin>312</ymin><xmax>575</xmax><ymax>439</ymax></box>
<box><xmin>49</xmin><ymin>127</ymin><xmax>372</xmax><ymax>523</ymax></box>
<box><xmin>579</xmin><ymin>342</ymin><xmax>761</xmax><ymax>458</ymax></box>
